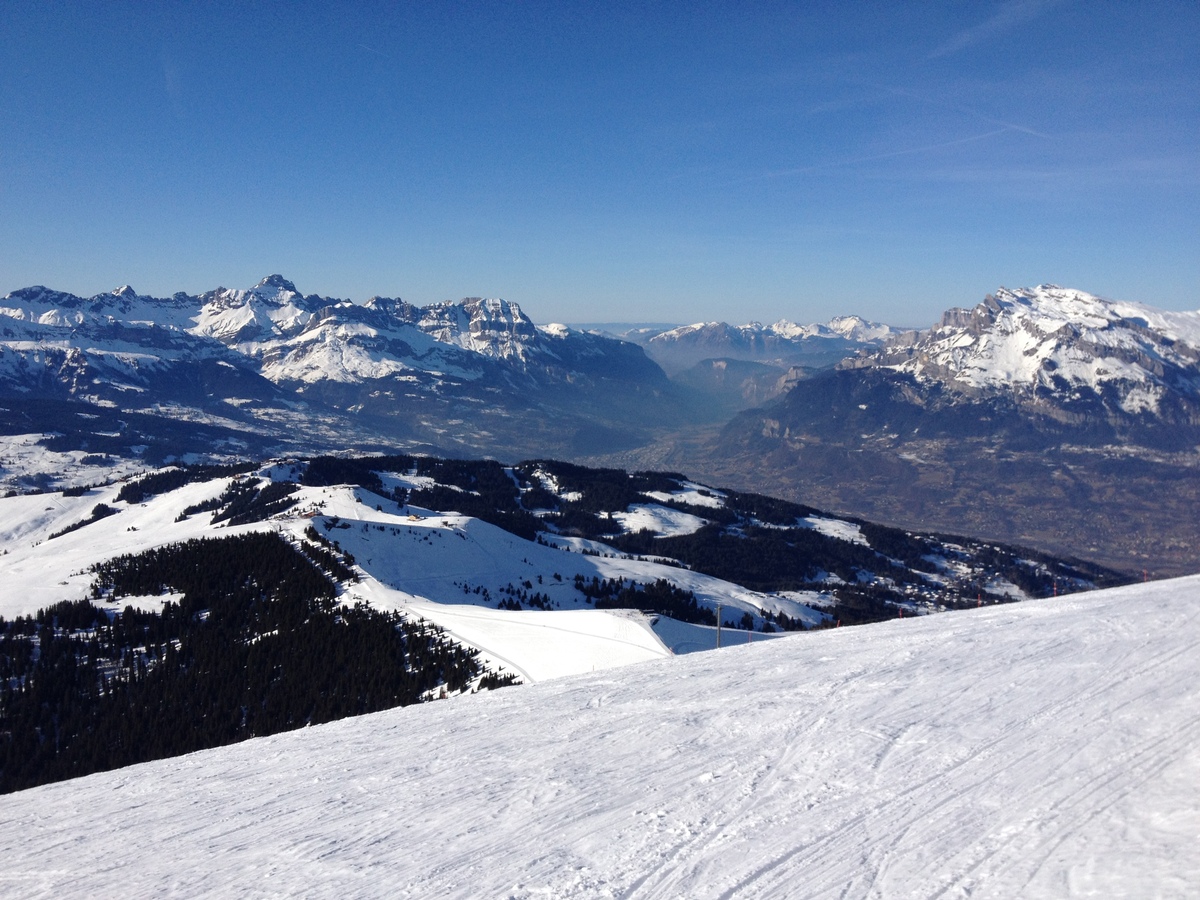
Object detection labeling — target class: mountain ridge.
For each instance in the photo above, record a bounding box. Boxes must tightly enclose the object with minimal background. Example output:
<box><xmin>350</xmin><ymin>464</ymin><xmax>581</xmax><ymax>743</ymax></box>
<box><xmin>0</xmin><ymin>275</ymin><xmax>683</xmax><ymax>458</ymax></box>
<box><xmin>638</xmin><ymin>314</ymin><xmax>900</xmax><ymax>375</ymax></box>
<box><xmin>841</xmin><ymin>284</ymin><xmax>1200</xmax><ymax>426</ymax></box>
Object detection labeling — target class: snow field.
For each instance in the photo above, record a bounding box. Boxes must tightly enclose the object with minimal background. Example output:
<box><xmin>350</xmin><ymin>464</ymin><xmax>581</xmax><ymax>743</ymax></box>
<box><xmin>611</xmin><ymin>503</ymin><xmax>709</xmax><ymax>537</ymax></box>
<box><xmin>2</xmin><ymin>575</ymin><xmax>1198</xmax><ymax>898</ymax></box>
<box><xmin>800</xmin><ymin>515</ymin><xmax>869</xmax><ymax>545</ymax></box>
<box><xmin>405</xmin><ymin>602</ymin><xmax>669</xmax><ymax>682</ymax></box>
<box><xmin>0</xmin><ymin>433</ymin><xmax>150</xmax><ymax>496</ymax></box>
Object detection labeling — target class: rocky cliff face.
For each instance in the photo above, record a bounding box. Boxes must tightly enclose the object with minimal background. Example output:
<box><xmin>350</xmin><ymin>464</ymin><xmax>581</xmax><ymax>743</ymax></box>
<box><xmin>840</xmin><ymin>285</ymin><xmax>1200</xmax><ymax>426</ymax></box>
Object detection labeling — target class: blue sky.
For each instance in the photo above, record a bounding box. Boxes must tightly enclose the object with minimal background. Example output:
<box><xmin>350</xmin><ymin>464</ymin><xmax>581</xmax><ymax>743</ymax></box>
<box><xmin>1</xmin><ymin>1</ymin><xmax>1196</xmax><ymax>326</ymax></box>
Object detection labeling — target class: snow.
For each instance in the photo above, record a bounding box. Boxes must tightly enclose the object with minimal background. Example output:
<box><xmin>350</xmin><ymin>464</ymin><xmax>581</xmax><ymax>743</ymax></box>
<box><xmin>404</xmin><ymin>601</ymin><xmax>670</xmax><ymax>682</ymax></box>
<box><xmin>612</xmin><ymin>503</ymin><xmax>709</xmax><ymax>537</ymax></box>
<box><xmin>0</xmin><ymin>476</ymin><xmax>820</xmax><ymax>677</ymax></box>
<box><xmin>643</xmin><ymin>482</ymin><xmax>726</xmax><ymax>509</ymax></box>
<box><xmin>3</xmin><ymin>575</ymin><xmax>1199</xmax><ymax>898</ymax></box>
<box><xmin>651</xmin><ymin>317</ymin><xmax>897</xmax><ymax>346</ymax></box>
<box><xmin>0</xmin><ymin>433</ymin><xmax>149</xmax><ymax>495</ymax></box>
<box><xmin>528</xmin><ymin>467</ymin><xmax>583</xmax><ymax>502</ymax></box>
<box><xmin>375</xmin><ymin>470</ymin><xmax>447</xmax><ymax>493</ymax></box>
<box><xmin>0</xmin><ymin>277</ymin><xmax>586</xmax><ymax>398</ymax></box>
<box><xmin>0</xmin><ymin>475</ymin><xmax>252</xmax><ymax>618</ymax></box>
<box><xmin>259</xmin><ymin>330</ymin><xmax>417</xmax><ymax>383</ymax></box>
<box><xmin>649</xmin><ymin>615</ymin><xmax>788</xmax><ymax>654</ymax></box>
<box><xmin>112</xmin><ymin>591</ymin><xmax>187</xmax><ymax>612</ymax></box>
<box><xmin>880</xmin><ymin>285</ymin><xmax>1200</xmax><ymax>408</ymax></box>
<box><xmin>800</xmin><ymin>515</ymin><xmax>870</xmax><ymax>545</ymax></box>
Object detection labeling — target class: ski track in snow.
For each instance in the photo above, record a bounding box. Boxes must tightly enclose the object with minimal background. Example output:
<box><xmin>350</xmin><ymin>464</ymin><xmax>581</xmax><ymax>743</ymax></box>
<box><xmin>2</xmin><ymin>576</ymin><xmax>1199</xmax><ymax>898</ymax></box>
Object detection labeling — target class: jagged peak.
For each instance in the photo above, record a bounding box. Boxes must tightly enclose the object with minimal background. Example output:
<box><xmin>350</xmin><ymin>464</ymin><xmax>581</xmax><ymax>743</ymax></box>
<box><xmin>458</xmin><ymin>296</ymin><xmax>527</xmax><ymax>317</ymax></box>
<box><xmin>363</xmin><ymin>295</ymin><xmax>419</xmax><ymax>320</ymax></box>
<box><xmin>255</xmin><ymin>274</ymin><xmax>298</xmax><ymax>292</ymax></box>
<box><xmin>3</xmin><ymin>285</ymin><xmax>72</xmax><ymax>304</ymax></box>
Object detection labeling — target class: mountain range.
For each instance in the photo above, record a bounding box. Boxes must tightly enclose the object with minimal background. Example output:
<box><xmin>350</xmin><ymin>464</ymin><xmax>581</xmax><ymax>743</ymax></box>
<box><xmin>3</xmin><ymin>277</ymin><xmax>1199</xmax><ymax>573</ymax></box>
<box><xmin>625</xmin><ymin>315</ymin><xmax>899</xmax><ymax>375</ymax></box>
<box><xmin>0</xmin><ymin>275</ymin><xmax>679</xmax><ymax>460</ymax></box>
<box><xmin>671</xmin><ymin>286</ymin><xmax>1200</xmax><ymax>575</ymax></box>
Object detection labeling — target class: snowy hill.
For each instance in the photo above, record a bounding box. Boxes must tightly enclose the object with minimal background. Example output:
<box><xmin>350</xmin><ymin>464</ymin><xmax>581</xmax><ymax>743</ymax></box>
<box><xmin>0</xmin><ymin>452</ymin><xmax>1129</xmax><ymax>793</ymax></box>
<box><xmin>3</xmin><ymin>572</ymin><xmax>1197</xmax><ymax>898</ymax></box>
<box><xmin>2</xmin><ymin>454</ymin><xmax>1119</xmax><ymax>667</ymax></box>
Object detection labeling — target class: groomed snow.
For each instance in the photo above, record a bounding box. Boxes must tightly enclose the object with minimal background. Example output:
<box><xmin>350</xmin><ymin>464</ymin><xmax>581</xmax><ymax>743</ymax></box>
<box><xmin>405</xmin><ymin>601</ymin><xmax>670</xmax><ymax>682</ymax></box>
<box><xmin>3</xmin><ymin>575</ymin><xmax>1199</xmax><ymax>898</ymax></box>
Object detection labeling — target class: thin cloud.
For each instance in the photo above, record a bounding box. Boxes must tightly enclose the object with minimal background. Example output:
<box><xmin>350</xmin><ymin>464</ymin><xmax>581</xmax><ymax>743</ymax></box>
<box><xmin>763</xmin><ymin>128</ymin><xmax>1017</xmax><ymax>179</ymax></box>
<box><xmin>913</xmin><ymin>155</ymin><xmax>1200</xmax><ymax>188</ymax></box>
<box><xmin>928</xmin><ymin>0</ymin><xmax>1063</xmax><ymax>59</ymax></box>
<box><xmin>884</xmin><ymin>85</ymin><xmax>1053</xmax><ymax>140</ymax></box>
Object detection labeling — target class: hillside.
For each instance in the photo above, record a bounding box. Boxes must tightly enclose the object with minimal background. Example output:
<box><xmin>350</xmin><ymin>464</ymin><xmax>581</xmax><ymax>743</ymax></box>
<box><xmin>0</xmin><ymin>454</ymin><xmax>1126</xmax><ymax>791</ymax></box>
<box><xmin>2</xmin><ymin>573</ymin><xmax>1197</xmax><ymax>898</ymax></box>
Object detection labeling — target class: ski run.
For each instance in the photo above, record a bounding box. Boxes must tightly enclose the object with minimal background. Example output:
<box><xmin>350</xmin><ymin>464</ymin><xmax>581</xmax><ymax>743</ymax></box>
<box><xmin>2</xmin><ymin>573</ymin><xmax>1198</xmax><ymax>898</ymax></box>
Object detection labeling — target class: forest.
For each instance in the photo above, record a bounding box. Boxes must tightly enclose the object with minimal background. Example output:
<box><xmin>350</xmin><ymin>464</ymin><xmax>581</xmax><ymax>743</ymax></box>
<box><xmin>0</xmin><ymin>532</ymin><xmax>516</xmax><ymax>794</ymax></box>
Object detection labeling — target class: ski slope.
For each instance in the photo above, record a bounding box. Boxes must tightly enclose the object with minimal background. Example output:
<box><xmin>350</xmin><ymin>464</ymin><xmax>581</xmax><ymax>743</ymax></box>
<box><xmin>3</xmin><ymin>575</ymin><xmax>1198</xmax><ymax>898</ymax></box>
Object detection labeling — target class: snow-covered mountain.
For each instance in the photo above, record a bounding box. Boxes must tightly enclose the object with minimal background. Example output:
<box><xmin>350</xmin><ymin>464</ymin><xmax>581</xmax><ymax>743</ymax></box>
<box><xmin>0</xmin><ymin>276</ymin><xmax>679</xmax><ymax>459</ymax></box>
<box><xmin>1</xmin><ymin>454</ymin><xmax>1116</xmax><ymax>638</ymax></box>
<box><xmin>1</xmin><ymin>274</ymin><xmax>655</xmax><ymax>388</ymax></box>
<box><xmin>643</xmin><ymin>315</ymin><xmax>900</xmax><ymax>375</ymax></box>
<box><xmin>843</xmin><ymin>285</ymin><xmax>1200</xmax><ymax>425</ymax></box>
<box><xmin>699</xmin><ymin>286</ymin><xmax>1200</xmax><ymax>577</ymax></box>
<box><xmin>4</xmin><ymin>567</ymin><xmax>1196</xmax><ymax>898</ymax></box>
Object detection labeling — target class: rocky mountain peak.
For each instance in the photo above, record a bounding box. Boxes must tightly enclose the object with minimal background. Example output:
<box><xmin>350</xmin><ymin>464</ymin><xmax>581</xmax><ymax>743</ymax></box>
<box><xmin>849</xmin><ymin>286</ymin><xmax>1200</xmax><ymax>420</ymax></box>
<box><xmin>254</xmin><ymin>274</ymin><xmax>299</xmax><ymax>295</ymax></box>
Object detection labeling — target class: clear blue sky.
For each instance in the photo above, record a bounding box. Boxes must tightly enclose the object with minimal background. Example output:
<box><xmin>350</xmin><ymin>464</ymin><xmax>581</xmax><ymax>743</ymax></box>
<box><xmin>2</xmin><ymin>1</ymin><xmax>1196</xmax><ymax>326</ymax></box>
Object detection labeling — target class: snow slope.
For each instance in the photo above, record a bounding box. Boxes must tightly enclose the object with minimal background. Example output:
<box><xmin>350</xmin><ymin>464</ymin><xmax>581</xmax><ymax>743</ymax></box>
<box><xmin>0</xmin><ymin>470</ymin><xmax>816</xmax><ymax>681</ymax></box>
<box><xmin>2</xmin><ymin>574</ymin><xmax>1197</xmax><ymax>898</ymax></box>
